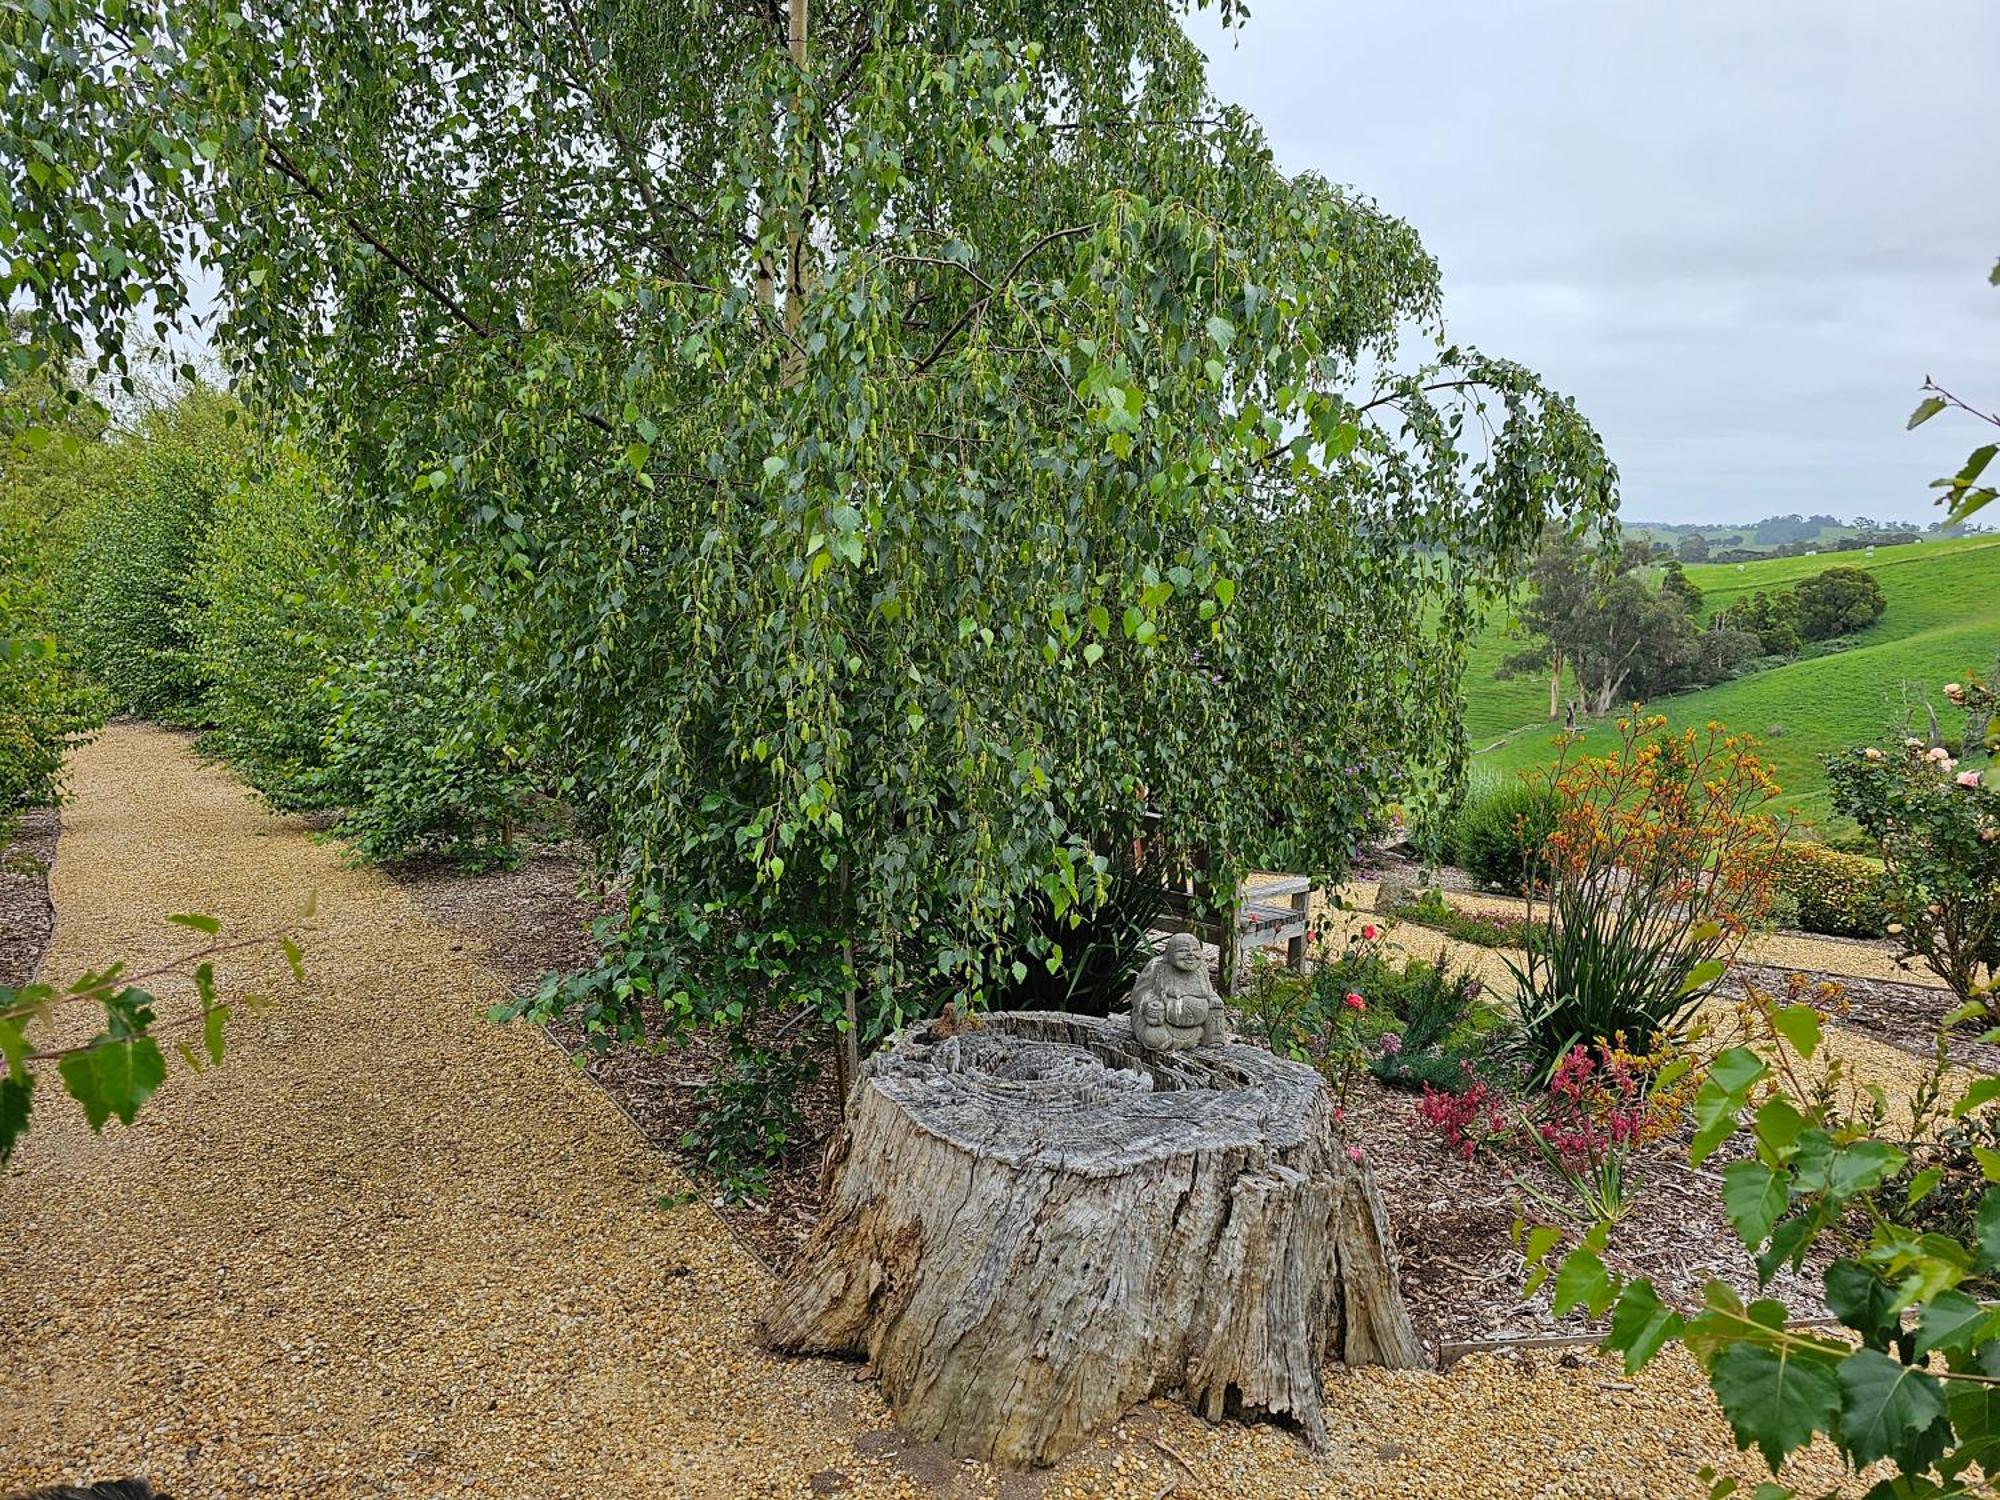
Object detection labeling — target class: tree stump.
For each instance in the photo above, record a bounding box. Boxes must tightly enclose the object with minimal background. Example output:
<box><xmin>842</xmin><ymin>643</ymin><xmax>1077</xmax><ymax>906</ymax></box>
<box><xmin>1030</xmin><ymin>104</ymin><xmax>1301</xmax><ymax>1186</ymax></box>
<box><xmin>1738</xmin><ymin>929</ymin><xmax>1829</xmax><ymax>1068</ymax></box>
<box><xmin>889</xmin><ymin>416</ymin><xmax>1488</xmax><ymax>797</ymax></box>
<box><xmin>764</xmin><ymin>1011</ymin><xmax>1425</xmax><ymax>1468</ymax></box>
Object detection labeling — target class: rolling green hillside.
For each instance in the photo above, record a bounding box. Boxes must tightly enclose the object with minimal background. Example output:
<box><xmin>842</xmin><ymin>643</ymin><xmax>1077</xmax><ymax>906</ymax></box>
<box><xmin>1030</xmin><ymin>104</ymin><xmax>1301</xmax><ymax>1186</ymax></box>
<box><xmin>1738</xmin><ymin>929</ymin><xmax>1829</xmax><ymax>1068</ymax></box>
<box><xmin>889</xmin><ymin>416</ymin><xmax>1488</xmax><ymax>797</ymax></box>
<box><xmin>1462</xmin><ymin>536</ymin><xmax>2000</xmax><ymax>825</ymax></box>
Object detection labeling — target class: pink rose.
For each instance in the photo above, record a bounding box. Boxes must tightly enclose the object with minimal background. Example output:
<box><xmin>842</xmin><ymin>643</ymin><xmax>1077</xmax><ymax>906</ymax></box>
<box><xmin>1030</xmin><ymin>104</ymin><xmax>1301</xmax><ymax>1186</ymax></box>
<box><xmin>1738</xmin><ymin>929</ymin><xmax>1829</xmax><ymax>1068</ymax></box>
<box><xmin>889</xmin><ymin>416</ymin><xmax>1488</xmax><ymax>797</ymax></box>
<box><xmin>1958</xmin><ymin>770</ymin><xmax>1985</xmax><ymax>789</ymax></box>
<box><xmin>1346</xmin><ymin>1146</ymin><xmax>1365</xmax><ymax>1164</ymax></box>
<box><xmin>1361</xmin><ymin>923</ymin><xmax>1379</xmax><ymax>941</ymax></box>
<box><xmin>1344</xmin><ymin>992</ymin><xmax>1366</xmax><ymax>1012</ymax></box>
<box><xmin>1928</xmin><ymin>746</ymin><xmax>1953</xmax><ymax>763</ymax></box>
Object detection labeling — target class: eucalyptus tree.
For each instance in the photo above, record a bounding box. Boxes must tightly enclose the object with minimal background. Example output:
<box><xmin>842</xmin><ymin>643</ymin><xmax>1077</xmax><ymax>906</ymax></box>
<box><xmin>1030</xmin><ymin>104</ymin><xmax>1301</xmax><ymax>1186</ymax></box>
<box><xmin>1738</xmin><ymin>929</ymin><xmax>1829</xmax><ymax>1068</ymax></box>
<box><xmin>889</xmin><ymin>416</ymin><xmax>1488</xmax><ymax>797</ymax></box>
<box><xmin>6</xmin><ymin>1</ymin><xmax>1615</xmax><ymax>1102</ymax></box>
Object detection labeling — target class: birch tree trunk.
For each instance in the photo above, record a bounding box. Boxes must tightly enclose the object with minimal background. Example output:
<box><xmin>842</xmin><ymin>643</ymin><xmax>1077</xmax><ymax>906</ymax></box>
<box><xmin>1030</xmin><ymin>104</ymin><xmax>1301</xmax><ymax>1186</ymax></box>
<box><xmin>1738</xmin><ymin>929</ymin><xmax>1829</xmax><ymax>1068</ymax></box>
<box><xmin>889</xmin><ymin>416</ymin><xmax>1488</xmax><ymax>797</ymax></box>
<box><xmin>764</xmin><ymin>1011</ymin><xmax>1425</xmax><ymax>1468</ymax></box>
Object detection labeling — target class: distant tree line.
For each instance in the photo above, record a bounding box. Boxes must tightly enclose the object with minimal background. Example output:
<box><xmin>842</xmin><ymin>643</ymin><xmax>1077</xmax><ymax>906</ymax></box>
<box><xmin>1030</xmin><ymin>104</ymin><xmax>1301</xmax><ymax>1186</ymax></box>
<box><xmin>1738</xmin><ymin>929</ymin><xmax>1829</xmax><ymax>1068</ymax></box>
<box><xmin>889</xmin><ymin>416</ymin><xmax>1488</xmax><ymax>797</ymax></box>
<box><xmin>1497</xmin><ymin>529</ymin><xmax>1887</xmax><ymax>718</ymax></box>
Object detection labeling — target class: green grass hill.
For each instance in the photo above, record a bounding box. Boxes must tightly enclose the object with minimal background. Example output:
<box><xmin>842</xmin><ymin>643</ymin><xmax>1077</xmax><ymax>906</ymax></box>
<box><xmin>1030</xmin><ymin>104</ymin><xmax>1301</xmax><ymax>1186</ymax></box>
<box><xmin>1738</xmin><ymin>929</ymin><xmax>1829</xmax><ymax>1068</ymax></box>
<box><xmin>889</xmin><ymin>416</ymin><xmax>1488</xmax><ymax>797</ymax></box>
<box><xmin>1462</xmin><ymin>535</ymin><xmax>2000</xmax><ymax>826</ymax></box>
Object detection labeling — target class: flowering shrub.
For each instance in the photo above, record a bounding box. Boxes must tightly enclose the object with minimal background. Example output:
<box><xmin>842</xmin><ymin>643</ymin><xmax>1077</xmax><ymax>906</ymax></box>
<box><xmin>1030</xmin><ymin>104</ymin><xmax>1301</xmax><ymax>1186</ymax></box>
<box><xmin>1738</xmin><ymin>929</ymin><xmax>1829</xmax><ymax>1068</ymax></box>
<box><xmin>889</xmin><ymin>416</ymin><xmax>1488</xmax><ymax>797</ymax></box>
<box><xmin>1510</xmin><ymin>714</ymin><xmax>1788</xmax><ymax>1079</ymax></box>
<box><xmin>1829</xmin><ymin>686</ymin><xmax>2000</xmax><ymax>1016</ymax></box>
<box><xmin>1415</xmin><ymin>1063</ymin><xmax>1512</xmax><ymax>1161</ymax></box>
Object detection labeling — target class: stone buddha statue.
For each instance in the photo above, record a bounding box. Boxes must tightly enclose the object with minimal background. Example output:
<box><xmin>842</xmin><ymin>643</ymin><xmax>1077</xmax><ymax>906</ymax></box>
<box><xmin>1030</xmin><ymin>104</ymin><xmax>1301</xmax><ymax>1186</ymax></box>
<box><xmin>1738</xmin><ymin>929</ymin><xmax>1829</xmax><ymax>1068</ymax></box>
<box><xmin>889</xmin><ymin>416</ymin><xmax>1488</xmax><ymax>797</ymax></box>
<box><xmin>1126</xmin><ymin>932</ymin><xmax>1227</xmax><ymax>1051</ymax></box>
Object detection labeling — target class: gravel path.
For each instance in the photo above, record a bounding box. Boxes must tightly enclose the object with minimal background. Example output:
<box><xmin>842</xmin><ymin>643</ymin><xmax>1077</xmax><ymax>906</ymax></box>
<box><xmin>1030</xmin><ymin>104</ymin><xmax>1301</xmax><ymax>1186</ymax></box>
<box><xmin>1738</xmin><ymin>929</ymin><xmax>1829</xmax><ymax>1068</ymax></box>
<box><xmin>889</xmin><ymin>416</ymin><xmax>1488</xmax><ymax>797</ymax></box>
<box><xmin>0</xmin><ymin>726</ymin><xmax>1858</xmax><ymax>1499</ymax></box>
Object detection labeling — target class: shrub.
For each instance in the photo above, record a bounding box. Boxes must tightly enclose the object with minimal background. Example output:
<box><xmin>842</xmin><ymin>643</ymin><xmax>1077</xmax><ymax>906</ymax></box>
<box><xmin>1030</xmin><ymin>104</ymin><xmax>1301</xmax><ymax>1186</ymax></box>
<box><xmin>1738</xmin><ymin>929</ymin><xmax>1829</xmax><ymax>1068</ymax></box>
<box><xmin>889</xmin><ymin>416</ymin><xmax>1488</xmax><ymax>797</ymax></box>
<box><xmin>63</xmin><ymin>390</ymin><xmax>242</xmax><ymax>722</ymax></box>
<box><xmin>1451</xmin><ymin>780</ymin><xmax>1557</xmax><ymax>892</ymax></box>
<box><xmin>318</xmin><ymin>607</ymin><xmax>534</xmax><ymax>869</ymax></box>
<box><xmin>1508</xmin><ymin>715</ymin><xmax>1786</xmax><ymax>1080</ymax></box>
<box><xmin>1829</xmin><ymin>691</ymin><xmax>2000</xmax><ymax>1014</ymax></box>
<box><xmin>0</xmin><ymin>506</ymin><xmax>104</xmax><ymax>812</ymax></box>
<box><xmin>194</xmin><ymin>447</ymin><xmax>375</xmax><ymax>807</ymax></box>
<box><xmin>1770</xmin><ymin>843</ymin><xmax>1889</xmax><ymax>938</ymax></box>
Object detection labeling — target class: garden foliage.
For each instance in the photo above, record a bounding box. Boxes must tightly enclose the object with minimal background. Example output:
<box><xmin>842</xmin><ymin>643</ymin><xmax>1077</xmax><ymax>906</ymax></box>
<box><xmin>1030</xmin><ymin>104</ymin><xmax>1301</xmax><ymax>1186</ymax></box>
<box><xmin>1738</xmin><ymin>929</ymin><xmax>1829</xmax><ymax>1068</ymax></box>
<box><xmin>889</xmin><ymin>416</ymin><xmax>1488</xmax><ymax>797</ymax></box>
<box><xmin>1529</xmin><ymin>977</ymin><xmax>2000</xmax><ymax>1498</ymax></box>
<box><xmin>61</xmin><ymin>390</ymin><xmax>240</xmax><ymax>723</ymax></box>
<box><xmin>195</xmin><ymin>447</ymin><xmax>376</xmax><ymax>807</ymax></box>
<box><xmin>1508</xmin><ymin>714</ymin><xmax>1786</xmax><ymax>1079</ymax></box>
<box><xmin>1830</xmin><ymin>680</ymin><xmax>2000</xmax><ymax>1014</ymax></box>
<box><xmin>6</xmin><ymin>0</ymin><xmax>1621</xmax><ymax>1181</ymax></box>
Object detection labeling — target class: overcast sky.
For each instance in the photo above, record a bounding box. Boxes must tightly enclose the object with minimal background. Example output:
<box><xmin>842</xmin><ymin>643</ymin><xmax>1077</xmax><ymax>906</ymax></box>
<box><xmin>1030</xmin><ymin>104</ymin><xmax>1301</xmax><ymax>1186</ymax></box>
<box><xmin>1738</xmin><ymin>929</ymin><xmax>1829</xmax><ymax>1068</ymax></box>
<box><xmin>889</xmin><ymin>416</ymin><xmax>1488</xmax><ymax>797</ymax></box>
<box><xmin>1187</xmin><ymin>1</ymin><xmax>2000</xmax><ymax>527</ymax></box>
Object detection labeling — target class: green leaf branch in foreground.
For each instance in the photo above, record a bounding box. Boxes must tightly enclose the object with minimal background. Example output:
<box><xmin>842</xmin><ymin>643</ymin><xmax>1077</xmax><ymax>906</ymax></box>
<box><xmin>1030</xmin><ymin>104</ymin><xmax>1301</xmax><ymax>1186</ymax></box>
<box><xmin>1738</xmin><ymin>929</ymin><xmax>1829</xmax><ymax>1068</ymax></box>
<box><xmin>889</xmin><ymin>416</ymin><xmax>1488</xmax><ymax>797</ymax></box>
<box><xmin>1520</xmin><ymin>970</ymin><xmax>2000</xmax><ymax>1497</ymax></box>
<box><xmin>0</xmin><ymin>918</ymin><xmax>305</xmax><ymax>1167</ymax></box>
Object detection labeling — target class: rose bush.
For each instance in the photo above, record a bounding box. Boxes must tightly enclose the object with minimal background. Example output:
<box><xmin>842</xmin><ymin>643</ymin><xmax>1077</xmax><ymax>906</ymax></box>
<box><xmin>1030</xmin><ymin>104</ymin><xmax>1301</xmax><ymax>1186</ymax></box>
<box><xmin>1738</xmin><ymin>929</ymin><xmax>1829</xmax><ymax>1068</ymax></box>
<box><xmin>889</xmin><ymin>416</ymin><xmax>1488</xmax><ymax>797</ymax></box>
<box><xmin>1830</xmin><ymin>683</ymin><xmax>2000</xmax><ymax>1017</ymax></box>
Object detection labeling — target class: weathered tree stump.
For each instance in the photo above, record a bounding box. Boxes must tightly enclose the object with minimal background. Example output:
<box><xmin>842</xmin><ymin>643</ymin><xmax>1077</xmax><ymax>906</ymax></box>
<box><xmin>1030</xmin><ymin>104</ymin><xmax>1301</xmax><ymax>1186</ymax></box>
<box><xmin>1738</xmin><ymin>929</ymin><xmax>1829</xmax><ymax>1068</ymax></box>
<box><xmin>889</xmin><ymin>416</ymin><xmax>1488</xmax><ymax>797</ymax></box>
<box><xmin>764</xmin><ymin>1011</ymin><xmax>1425</xmax><ymax>1468</ymax></box>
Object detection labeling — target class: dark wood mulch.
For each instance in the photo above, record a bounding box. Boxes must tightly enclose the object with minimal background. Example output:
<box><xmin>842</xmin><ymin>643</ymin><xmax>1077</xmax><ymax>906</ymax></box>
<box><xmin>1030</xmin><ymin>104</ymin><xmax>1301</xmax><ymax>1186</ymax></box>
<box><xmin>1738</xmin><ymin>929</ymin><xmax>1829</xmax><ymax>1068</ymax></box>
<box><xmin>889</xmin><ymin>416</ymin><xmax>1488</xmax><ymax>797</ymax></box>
<box><xmin>399</xmin><ymin>844</ymin><xmax>1833</xmax><ymax>1352</ymax></box>
<box><xmin>1</xmin><ymin>806</ymin><xmax>61</xmax><ymax>989</ymax></box>
<box><xmin>1343</xmin><ymin>1076</ymin><xmax>1829</xmax><ymax>1348</ymax></box>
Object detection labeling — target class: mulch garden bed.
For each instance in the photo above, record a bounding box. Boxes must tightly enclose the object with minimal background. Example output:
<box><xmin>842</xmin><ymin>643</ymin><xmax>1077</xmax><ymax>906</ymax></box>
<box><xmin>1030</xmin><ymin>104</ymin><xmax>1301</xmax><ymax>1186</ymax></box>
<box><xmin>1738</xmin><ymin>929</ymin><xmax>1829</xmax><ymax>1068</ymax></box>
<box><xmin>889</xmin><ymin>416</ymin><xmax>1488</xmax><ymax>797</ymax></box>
<box><xmin>0</xmin><ymin>806</ymin><xmax>60</xmax><ymax>989</ymax></box>
<box><xmin>401</xmin><ymin>844</ymin><xmax>1837</xmax><ymax>1355</ymax></box>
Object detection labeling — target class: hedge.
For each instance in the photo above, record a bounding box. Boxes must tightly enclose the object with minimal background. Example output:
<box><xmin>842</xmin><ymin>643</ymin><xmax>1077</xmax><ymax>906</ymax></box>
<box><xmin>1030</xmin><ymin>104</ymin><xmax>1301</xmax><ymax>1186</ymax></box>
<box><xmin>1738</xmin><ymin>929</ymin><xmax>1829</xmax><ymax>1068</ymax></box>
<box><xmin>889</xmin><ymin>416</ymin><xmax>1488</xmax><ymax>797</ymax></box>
<box><xmin>1772</xmin><ymin>843</ymin><xmax>1890</xmax><ymax>939</ymax></box>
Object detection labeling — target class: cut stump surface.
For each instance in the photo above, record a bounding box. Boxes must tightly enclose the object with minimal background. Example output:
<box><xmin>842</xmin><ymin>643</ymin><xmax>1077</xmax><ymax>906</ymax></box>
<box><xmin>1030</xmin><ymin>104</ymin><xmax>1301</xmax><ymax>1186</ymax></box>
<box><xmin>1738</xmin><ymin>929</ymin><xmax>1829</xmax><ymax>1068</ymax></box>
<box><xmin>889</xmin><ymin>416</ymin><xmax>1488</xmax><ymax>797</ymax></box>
<box><xmin>765</xmin><ymin>1011</ymin><xmax>1424</xmax><ymax>1468</ymax></box>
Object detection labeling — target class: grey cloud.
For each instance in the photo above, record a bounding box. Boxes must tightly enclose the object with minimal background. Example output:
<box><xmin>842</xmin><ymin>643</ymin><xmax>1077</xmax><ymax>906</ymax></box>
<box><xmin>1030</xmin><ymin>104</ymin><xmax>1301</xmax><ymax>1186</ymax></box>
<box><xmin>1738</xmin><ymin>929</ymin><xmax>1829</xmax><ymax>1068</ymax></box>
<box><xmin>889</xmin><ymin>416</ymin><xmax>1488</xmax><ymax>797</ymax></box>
<box><xmin>1190</xmin><ymin>0</ymin><xmax>2000</xmax><ymax>524</ymax></box>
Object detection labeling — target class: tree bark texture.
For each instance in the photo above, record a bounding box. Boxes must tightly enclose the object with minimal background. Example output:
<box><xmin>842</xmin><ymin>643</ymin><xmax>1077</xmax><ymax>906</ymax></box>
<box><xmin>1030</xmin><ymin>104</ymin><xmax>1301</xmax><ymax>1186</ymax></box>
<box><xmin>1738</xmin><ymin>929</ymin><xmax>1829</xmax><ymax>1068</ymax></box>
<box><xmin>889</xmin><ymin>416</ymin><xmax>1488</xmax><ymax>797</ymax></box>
<box><xmin>764</xmin><ymin>1011</ymin><xmax>1425</xmax><ymax>1468</ymax></box>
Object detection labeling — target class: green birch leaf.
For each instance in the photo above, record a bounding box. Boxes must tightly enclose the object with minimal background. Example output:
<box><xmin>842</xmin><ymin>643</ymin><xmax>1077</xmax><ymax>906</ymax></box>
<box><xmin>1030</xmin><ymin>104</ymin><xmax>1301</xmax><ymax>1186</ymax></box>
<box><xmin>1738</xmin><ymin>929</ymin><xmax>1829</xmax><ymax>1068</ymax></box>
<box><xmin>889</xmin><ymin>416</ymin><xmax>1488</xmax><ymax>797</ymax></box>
<box><xmin>1721</xmin><ymin>1160</ymin><xmax>1788</xmax><ymax>1250</ymax></box>
<box><xmin>1769</xmin><ymin>1005</ymin><xmax>1821</xmax><ymax>1060</ymax></box>
<box><xmin>1912</xmin><ymin>1289</ymin><xmax>1993</xmax><ymax>1358</ymax></box>
<box><xmin>203</xmin><ymin>1002</ymin><xmax>229</xmax><ymax>1066</ymax></box>
<box><xmin>1977</xmin><ymin>1188</ymin><xmax>2000</xmax><ymax>1273</ymax></box>
<box><xmin>0</xmin><ymin>1074</ymin><xmax>33</xmax><ymax>1165</ymax></box>
<box><xmin>1552</xmin><ymin>1247</ymin><xmax>1616</xmax><ymax>1318</ymax></box>
<box><xmin>1836</xmin><ymin>1348</ymin><xmax>1945</xmax><ymax>1469</ymax></box>
<box><xmin>1605</xmin><ymin>1278</ymin><xmax>1684</xmax><ymax>1373</ymax></box>
<box><xmin>1710</xmin><ymin>1340</ymin><xmax>1841</xmax><ymax>1470</ymax></box>
<box><xmin>57</xmin><ymin>1035</ymin><xmax>167</xmax><ymax>1132</ymax></box>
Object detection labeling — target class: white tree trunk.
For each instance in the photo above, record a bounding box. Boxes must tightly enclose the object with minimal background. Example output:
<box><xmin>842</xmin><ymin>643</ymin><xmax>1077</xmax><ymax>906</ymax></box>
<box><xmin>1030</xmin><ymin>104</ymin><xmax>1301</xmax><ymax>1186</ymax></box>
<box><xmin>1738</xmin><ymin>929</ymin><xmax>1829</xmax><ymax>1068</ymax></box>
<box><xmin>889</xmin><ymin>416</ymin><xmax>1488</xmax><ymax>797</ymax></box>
<box><xmin>764</xmin><ymin>1011</ymin><xmax>1425</xmax><ymax>1468</ymax></box>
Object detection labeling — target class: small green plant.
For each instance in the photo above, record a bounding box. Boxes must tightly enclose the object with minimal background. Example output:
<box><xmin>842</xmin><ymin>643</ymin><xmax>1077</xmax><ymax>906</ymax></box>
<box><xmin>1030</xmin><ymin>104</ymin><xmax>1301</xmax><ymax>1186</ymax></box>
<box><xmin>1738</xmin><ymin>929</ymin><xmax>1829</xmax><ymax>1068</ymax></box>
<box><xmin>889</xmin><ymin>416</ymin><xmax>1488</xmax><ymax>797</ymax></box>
<box><xmin>681</xmin><ymin>1039</ymin><xmax>820</xmax><ymax>1203</ymax></box>
<box><xmin>1451</xmin><ymin>780</ymin><xmax>1557</xmax><ymax>892</ymax></box>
